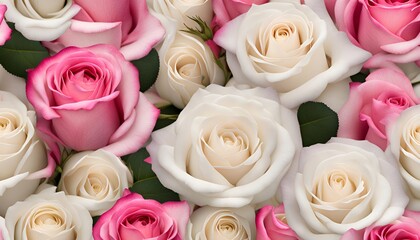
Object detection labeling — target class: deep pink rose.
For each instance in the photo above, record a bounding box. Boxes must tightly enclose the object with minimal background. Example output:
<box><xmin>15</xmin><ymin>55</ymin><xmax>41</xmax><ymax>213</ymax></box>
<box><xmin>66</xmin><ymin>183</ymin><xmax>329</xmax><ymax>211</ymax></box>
<box><xmin>325</xmin><ymin>0</ymin><xmax>420</xmax><ymax>68</ymax></box>
<box><xmin>26</xmin><ymin>44</ymin><xmax>159</xmax><ymax>157</ymax></box>
<box><xmin>256</xmin><ymin>204</ymin><xmax>299</xmax><ymax>240</ymax></box>
<box><xmin>341</xmin><ymin>210</ymin><xmax>420</xmax><ymax>239</ymax></box>
<box><xmin>0</xmin><ymin>4</ymin><xmax>11</xmax><ymax>46</ymax></box>
<box><xmin>338</xmin><ymin>68</ymin><xmax>420</xmax><ymax>150</ymax></box>
<box><xmin>43</xmin><ymin>0</ymin><xmax>165</xmax><ymax>61</ymax></box>
<box><xmin>93</xmin><ymin>190</ymin><xmax>190</xmax><ymax>240</ymax></box>
<box><xmin>212</xmin><ymin>0</ymin><xmax>268</xmax><ymax>29</ymax></box>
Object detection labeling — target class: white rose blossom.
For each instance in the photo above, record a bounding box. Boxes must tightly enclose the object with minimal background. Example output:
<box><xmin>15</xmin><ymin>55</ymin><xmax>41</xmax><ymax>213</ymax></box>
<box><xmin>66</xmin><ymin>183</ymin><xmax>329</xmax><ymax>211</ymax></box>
<box><xmin>147</xmin><ymin>85</ymin><xmax>300</xmax><ymax>208</ymax></box>
<box><xmin>58</xmin><ymin>149</ymin><xmax>133</xmax><ymax>216</ymax></box>
<box><xmin>281</xmin><ymin>138</ymin><xmax>408</xmax><ymax>240</ymax></box>
<box><xmin>0</xmin><ymin>0</ymin><xmax>80</xmax><ymax>41</ymax></box>
<box><xmin>5</xmin><ymin>186</ymin><xmax>92</xmax><ymax>240</ymax></box>
<box><xmin>187</xmin><ymin>206</ymin><xmax>255</xmax><ymax>240</ymax></box>
<box><xmin>213</xmin><ymin>0</ymin><xmax>371</xmax><ymax>109</ymax></box>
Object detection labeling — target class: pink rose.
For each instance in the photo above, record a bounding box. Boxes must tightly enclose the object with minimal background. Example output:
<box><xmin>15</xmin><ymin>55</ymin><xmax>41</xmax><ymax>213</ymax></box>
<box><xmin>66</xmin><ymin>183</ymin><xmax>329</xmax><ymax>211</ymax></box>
<box><xmin>93</xmin><ymin>190</ymin><xmax>190</xmax><ymax>240</ymax></box>
<box><xmin>341</xmin><ymin>210</ymin><xmax>420</xmax><ymax>239</ymax></box>
<box><xmin>43</xmin><ymin>0</ymin><xmax>165</xmax><ymax>61</ymax></box>
<box><xmin>325</xmin><ymin>0</ymin><xmax>420</xmax><ymax>68</ymax></box>
<box><xmin>26</xmin><ymin>44</ymin><xmax>159</xmax><ymax>156</ymax></box>
<box><xmin>0</xmin><ymin>4</ymin><xmax>11</xmax><ymax>46</ymax></box>
<box><xmin>338</xmin><ymin>68</ymin><xmax>419</xmax><ymax>150</ymax></box>
<box><xmin>256</xmin><ymin>204</ymin><xmax>299</xmax><ymax>240</ymax></box>
<box><xmin>212</xmin><ymin>0</ymin><xmax>268</xmax><ymax>29</ymax></box>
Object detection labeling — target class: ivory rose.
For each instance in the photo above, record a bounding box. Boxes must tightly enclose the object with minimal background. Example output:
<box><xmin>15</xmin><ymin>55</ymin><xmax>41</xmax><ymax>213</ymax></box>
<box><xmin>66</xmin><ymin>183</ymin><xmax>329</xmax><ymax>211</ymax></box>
<box><xmin>0</xmin><ymin>4</ymin><xmax>10</xmax><ymax>45</ymax></box>
<box><xmin>93</xmin><ymin>190</ymin><xmax>190</xmax><ymax>240</ymax></box>
<box><xmin>58</xmin><ymin>149</ymin><xmax>133</xmax><ymax>216</ymax></box>
<box><xmin>212</xmin><ymin>0</ymin><xmax>268</xmax><ymax>29</ymax></box>
<box><xmin>281</xmin><ymin>138</ymin><xmax>408</xmax><ymax>240</ymax></box>
<box><xmin>338</xmin><ymin>68</ymin><xmax>419</xmax><ymax>150</ymax></box>
<box><xmin>26</xmin><ymin>44</ymin><xmax>159</xmax><ymax>157</ymax></box>
<box><xmin>214</xmin><ymin>0</ymin><xmax>370</xmax><ymax>108</ymax></box>
<box><xmin>5</xmin><ymin>187</ymin><xmax>92</xmax><ymax>240</ymax></box>
<box><xmin>256</xmin><ymin>204</ymin><xmax>299</xmax><ymax>240</ymax></box>
<box><xmin>0</xmin><ymin>0</ymin><xmax>80</xmax><ymax>41</ymax></box>
<box><xmin>147</xmin><ymin>85</ymin><xmax>299</xmax><ymax>208</ymax></box>
<box><xmin>325</xmin><ymin>0</ymin><xmax>420</xmax><ymax>69</ymax></box>
<box><xmin>43</xmin><ymin>0</ymin><xmax>165</xmax><ymax>61</ymax></box>
<box><xmin>187</xmin><ymin>206</ymin><xmax>256</xmax><ymax>239</ymax></box>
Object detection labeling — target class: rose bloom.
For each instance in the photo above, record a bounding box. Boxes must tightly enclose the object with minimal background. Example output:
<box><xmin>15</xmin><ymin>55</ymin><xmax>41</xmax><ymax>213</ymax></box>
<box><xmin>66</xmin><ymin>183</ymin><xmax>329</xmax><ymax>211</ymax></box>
<box><xmin>0</xmin><ymin>4</ymin><xmax>10</xmax><ymax>45</ymax></box>
<box><xmin>147</xmin><ymin>85</ymin><xmax>299</xmax><ymax>208</ymax></box>
<box><xmin>43</xmin><ymin>0</ymin><xmax>165</xmax><ymax>61</ymax></box>
<box><xmin>58</xmin><ymin>149</ymin><xmax>133</xmax><ymax>216</ymax></box>
<box><xmin>341</xmin><ymin>210</ymin><xmax>420</xmax><ymax>240</ymax></box>
<box><xmin>325</xmin><ymin>0</ymin><xmax>420</xmax><ymax>68</ymax></box>
<box><xmin>338</xmin><ymin>68</ymin><xmax>419</xmax><ymax>150</ymax></box>
<box><xmin>187</xmin><ymin>206</ymin><xmax>255</xmax><ymax>239</ymax></box>
<box><xmin>256</xmin><ymin>204</ymin><xmax>299</xmax><ymax>240</ymax></box>
<box><xmin>0</xmin><ymin>0</ymin><xmax>80</xmax><ymax>41</ymax></box>
<box><xmin>281</xmin><ymin>138</ymin><xmax>408</xmax><ymax>239</ymax></box>
<box><xmin>214</xmin><ymin>0</ymin><xmax>370</xmax><ymax>108</ymax></box>
<box><xmin>93</xmin><ymin>190</ymin><xmax>189</xmax><ymax>240</ymax></box>
<box><xmin>5</xmin><ymin>186</ymin><xmax>92</xmax><ymax>240</ymax></box>
<box><xmin>26</xmin><ymin>44</ymin><xmax>159</xmax><ymax>157</ymax></box>
<box><xmin>0</xmin><ymin>65</ymin><xmax>28</xmax><ymax>106</ymax></box>
<box><xmin>212</xmin><ymin>0</ymin><xmax>268</xmax><ymax>29</ymax></box>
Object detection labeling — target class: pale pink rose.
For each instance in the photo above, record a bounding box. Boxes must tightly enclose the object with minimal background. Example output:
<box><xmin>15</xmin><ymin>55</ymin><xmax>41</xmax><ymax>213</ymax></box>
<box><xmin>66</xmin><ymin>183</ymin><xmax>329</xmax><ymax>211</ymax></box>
<box><xmin>256</xmin><ymin>204</ymin><xmax>299</xmax><ymax>240</ymax></box>
<box><xmin>43</xmin><ymin>0</ymin><xmax>165</xmax><ymax>61</ymax></box>
<box><xmin>341</xmin><ymin>210</ymin><xmax>420</xmax><ymax>240</ymax></box>
<box><xmin>93</xmin><ymin>190</ymin><xmax>190</xmax><ymax>240</ymax></box>
<box><xmin>26</xmin><ymin>44</ymin><xmax>159</xmax><ymax>157</ymax></box>
<box><xmin>212</xmin><ymin>0</ymin><xmax>268</xmax><ymax>29</ymax></box>
<box><xmin>325</xmin><ymin>0</ymin><xmax>420</xmax><ymax>69</ymax></box>
<box><xmin>0</xmin><ymin>4</ymin><xmax>10</xmax><ymax>45</ymax></box>
<box><xmin>338</xmin><ymin>68</ymin><xmax>420</xmax><ymax>150</ymax></box>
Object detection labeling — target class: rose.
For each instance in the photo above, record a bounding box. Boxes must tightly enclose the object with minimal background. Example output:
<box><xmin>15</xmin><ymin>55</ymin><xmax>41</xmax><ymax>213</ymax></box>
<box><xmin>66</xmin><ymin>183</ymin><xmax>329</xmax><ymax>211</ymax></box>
<box><xmin>58</xmin><ymin>149</ymin><xmax>133</xmax><ymax>216</ymax></box>
<box><xmin>325</xmin><ymin>0</ymin><xmax>420</xmax><ymax>69</ymax></box>
<box><xmin>0</xmin><ymin>4</ymin><xmax>10</xmax><ymax>45</ymax></box>
<box><xmin>256</xmin><ymin>204</ymin><xmax>299</xmax><ymax>240</ymax></box>
<box><xmin>42</xmin><ymin>0</ymin><xmax>165</xmax><ymax>61</ymax></box>
<box><xmin>0</xmin><ymin>217</ymin><xmax>9</xmax><ymax>240</ymax></box>
<box><xmin>26</xmin><ymin>44</ymin><xmax>159</xmax><ymax>157</ymax></box>
<box><xmin>0</xmin><ymin>0</ymin><xmax>80</xmax><ymax>41</ymax></box>
<box><xmin>93</xmin><ymin>190</ymin><xmax>190</xmax><ymax>240</ymax></box>
<box><xmin>155</xmin><ymin>31</ymin><xmax>225</xmax><ymax>108</ymax></box>
<box><xmin>212</xmin><ymin>0</ymin><xmax>268</xmax><ymax>29</ymax></box>
<box><xmin>0</xmin><ymin>65</ymin><xmax>29</xmax><ymax>106</ymax></box>
<box><xmin>0</xmin><ymin>91</ymin><xmax>55</xmax><ymax>216</ymax></box>
<box><xmin>341</xmin><ymin>210</ymin><xmax>420</xmax><ymax>239</ymax></box>
<box><xmin>187</xmin><ymin>206</ymin><xmax>255</xmax><ymax>239</ymax></box>
<box><xmin>338</xmin><ymin>68</ymin><xmax>419</xmax><ymax>150</ymax></box>
<box><xmin>5</xmin><ymin>186</ymin><xmax>92</xmax><ymax>240</ymax></box>
<box><xmin>281</xmin><ymin>138</ymin><xmax>408</xmax><ymax>239</ymax></box>
<box><xmin>213</xmin><ymin>0</ymin><xmax>371</xmax><ymax>108</ymax></box>
<box><xmin>147</xmin><ymin>85</ymin><xmax>299</xmax><ymax>208</ymax></box>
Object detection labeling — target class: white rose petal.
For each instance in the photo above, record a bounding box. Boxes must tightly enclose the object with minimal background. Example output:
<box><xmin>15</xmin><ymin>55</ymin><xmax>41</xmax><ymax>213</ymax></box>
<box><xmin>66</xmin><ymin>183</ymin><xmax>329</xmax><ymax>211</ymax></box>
<box><xmin>0</xmin><ymin>216</ymin><xmax>10</xmax><ymax>240</ymax></box>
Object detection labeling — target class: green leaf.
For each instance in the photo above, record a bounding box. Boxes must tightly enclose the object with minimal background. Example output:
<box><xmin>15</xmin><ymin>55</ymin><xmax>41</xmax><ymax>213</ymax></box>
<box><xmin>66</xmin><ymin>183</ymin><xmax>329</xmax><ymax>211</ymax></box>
<box><xmin>131</xmin><ymin>48</ymin><xmax>159</xmax><ymax>92</ymax></box>
<box><xmin>298</xmin><ymin>101</ymin><xmax>339</xmax><ymax>147</ymax></box>
<box><xmin>154</xmin><ymin>104</ymin><xmax>181</xmax><ymax>130</ymax></box>
<box><xmin>0</xmin><ymin>23</ymin><xmax>49</xmax><ymax>78</ymax></box>
<box><xmin>123</xmin><ymin>148</ymin><xmax>154</xmax><ymax>182</ymax></box>
<box><xmin>350</xmin><ymin>72</ymin><xmax>368</xmax><ymax>83</ymax></box>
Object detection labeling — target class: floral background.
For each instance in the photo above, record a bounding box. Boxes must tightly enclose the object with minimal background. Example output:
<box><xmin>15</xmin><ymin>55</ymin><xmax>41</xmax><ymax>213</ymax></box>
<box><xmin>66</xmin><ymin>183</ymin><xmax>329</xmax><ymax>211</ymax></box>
<box><xmin>0</xmin><ymin>0</ymin><xmax>418</xmax><ymax>239</ymax></box>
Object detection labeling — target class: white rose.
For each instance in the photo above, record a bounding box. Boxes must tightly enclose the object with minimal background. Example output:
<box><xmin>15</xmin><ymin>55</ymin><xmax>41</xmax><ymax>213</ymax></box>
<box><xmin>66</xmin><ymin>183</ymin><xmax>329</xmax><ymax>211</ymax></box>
<box><xmin>0</xmin><ymin>0</ymin><xmax>80</xmax><ymax>41</ymax></box>
<box><xmin>213</xmin><ymin>0</ymin><xmax>371</xmax><ymax>109</ymax></box>
<box><xmin>5</xmin><ymin>187</ymin><xmax>92</xmax><ymax>240</ymax></box>
<box><xmin>147</xmin><ymin>85</ymin><xmax>300</xmax><ymax>208</ymax></box>
<box><xmin>58</xmin><ymin>149</ymin><xmax>133</xmax><ymax>216</ymax></box>
<box><xmin>281</xmin><ymin>138</ymin><xmax>408</xmax><ymax>240</ymax></box>
<box><xmin>0</xmin><ymin>91</ymin><xmax>52</xmax><ymax>216</ymax></box>
<box><xmin>0</xmin><ymin>65</ymin><xmax>28</xmax><ymax>108</ymax></box>
<box><xmin>0</xmin><ymin>217</ymin><xmax>10</xmax><ymax>240</ymax></box>
<box><xmin>155</xmin><ymin>31</ymin><xmax>225</xmax><ymax>108</ymax></box>
<box><xmin>187</xmin><ymin>206</ymin><xmax>255</xmax><ymax>240</ymax></box>
<box><xmin>388</xmin><ymin>105</ymin><xmax>420</xmax><ymax>210</ymax></box>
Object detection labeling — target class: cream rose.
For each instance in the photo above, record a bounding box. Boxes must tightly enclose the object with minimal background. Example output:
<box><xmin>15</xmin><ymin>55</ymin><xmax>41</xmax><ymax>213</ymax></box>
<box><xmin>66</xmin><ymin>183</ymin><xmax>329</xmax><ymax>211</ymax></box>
<box><xmin>147</xmin><ymin>85</ymin><xmax>299</xmax><ymax>208</ymax></box>
<box><xmin>5</xmin><ymin>186</ymin><xmax>92</xmax><ymax>240</ymax></box>
<box><xmin>281</xmin><ymin>138</ymin><xmax>408</xmax><ymax>239</ymax></box>
<box><xmin>0</xmin><ymin>0</ymin><xmax>80</xmax><ymax>41</ymax></box>
<box><xmin>213</xmin><ymin>0</ymin><xmax>371</xmax><ymax>108</ymax></box>
<box><xmin>155</xmin><ymin>30</ymin><xmax>225</xmax><ymax>108</ymax></box>
<box><xmin>0</xmin><ymin>91</ymin><xmax>53</xmax><ymax>216</ymax></box>
<box><xmin>187</xmin><ymin>206</ymin><xmax>255</xmax><ymax>240</ymax></box>
<box><xmin>58</xmin><ymin>149</ymin><xmax>133</xmax><ymax>216</ymax></box>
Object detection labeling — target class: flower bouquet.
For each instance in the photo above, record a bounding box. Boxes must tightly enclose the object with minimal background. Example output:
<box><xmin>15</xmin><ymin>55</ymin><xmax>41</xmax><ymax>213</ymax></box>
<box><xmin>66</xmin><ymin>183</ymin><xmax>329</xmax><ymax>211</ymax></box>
<box><xmin>0</xmin><ymin>0</ymin><xmax>418</xmax><ymax>239</ymax></box>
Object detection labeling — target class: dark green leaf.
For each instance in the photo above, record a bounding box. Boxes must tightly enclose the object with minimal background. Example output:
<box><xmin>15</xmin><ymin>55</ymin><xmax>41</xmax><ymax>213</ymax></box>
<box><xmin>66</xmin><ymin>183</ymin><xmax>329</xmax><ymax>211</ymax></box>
<box><xmin>123</xmin><ymin>148</ymin><xmax>153</xmax><ymax>182</ymax></box>
<box><xmin>154</xmin><ymin>104</ymin><xmax>181</xmax><ymax>130</ymax></box>
<box><xmin>298</xmin><ymin>101</ymin><xmax>339</xmax><ymax>147</ymax></box>
<box><xmin>131</xmin><ymin>48</ymin><xmax>159</xmax><ymax>92</ymax></box>
<box><xmin>0</xmin><ymin>23</ymin><xmax>49</xmax><ymax>78</ymax></box>
<box><xmin>350</xmin><ymin>72</ymin><xmax>368</xmax><ymax>83</ymax></box>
